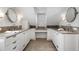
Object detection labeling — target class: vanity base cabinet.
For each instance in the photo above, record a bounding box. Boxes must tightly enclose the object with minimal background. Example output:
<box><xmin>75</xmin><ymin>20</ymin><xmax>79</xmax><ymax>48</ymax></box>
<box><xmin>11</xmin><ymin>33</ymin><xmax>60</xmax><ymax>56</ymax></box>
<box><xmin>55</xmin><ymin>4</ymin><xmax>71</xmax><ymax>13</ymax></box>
<box><xmin>54</xmin><ymin>34</ymin><xmax>64</xmax><ymax>51</ymax></box>
<box><xmin>16</xmin><ymin>33</ymin><xmax>24</xmax><ymax>51</ymax></box>
<box><xmin>47</xmin><ymin>29</ymin><xmax>53</xmax><ymax>40</ymax></box>
<box><xmin>0</xmin><ymin>39</ymin><xmax>5</xmax><ymax>50</ymax></box>
<box><xmin>0</xmin><ymin>36</ymin><xmax>17</xmax><ymax>51</ymax></box>
<box><xmin>29</xmin><ymin>29</ymin><xmax>36</xmax><ymax>40</ymax></box>
<box><xmin>47</xmin><ymin>29</ymin><xmax>78</xmax><ymax>51</ymax></box>
<box><xmin>16</xmin><ymin>30</ymin><xmax>30</xmax><ymax>51</ymax></box>
<box><xmin>55</xmin><ymin>34</ymin><xmax>78</xmax><ymax>51</ymax></box>
<box><xmin>0</xmin><ymin>28</ymin><xmax>36</xmax><ymax>51</ymax></box>
<box><xmin>64</xmin><ymin>34</ymin><xmax>77</xmax><ymax>51</ymax></box>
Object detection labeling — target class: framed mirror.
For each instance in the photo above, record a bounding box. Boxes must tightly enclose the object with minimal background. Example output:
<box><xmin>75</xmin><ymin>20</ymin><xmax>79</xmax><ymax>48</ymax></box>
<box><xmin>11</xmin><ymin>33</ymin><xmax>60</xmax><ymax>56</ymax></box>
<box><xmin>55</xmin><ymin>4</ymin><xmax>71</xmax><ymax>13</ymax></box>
<box><xmin>66</xmin><ymin>7</ymin><xmax>78</xmax><ymax>22</ymax></box>
<box><xmin>6</xmin><ymin>8</ymin><xmax>17</xmax><ymax>23</ymax></box>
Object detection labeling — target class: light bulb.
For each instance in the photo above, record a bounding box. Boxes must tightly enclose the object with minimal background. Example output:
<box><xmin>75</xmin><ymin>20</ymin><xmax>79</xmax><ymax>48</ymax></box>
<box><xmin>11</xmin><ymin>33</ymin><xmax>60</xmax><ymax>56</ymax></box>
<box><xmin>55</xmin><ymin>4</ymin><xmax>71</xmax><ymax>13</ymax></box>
<box><xmin>73</xmin><ymin>28</ymin><xmax>77</xmax><ymax>30</ymax></box>
<box><xmin>0</xmin><ymin>10</ymin><xmax>5</xmax><ymax>18</ymax></box>
<box><xmin>61</xmin><ymin>13</ymin><xmax>66</xmax><ymax>20</ymax></box>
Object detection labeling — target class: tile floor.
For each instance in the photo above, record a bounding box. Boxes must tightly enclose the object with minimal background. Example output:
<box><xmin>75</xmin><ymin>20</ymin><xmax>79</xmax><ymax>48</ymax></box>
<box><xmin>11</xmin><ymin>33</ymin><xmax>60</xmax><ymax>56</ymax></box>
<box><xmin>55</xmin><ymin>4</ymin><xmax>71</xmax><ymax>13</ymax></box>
<box><xmin>24</xmin><ymin>38</ymin><xmax>57</xmax><ymax>51</ymax></box>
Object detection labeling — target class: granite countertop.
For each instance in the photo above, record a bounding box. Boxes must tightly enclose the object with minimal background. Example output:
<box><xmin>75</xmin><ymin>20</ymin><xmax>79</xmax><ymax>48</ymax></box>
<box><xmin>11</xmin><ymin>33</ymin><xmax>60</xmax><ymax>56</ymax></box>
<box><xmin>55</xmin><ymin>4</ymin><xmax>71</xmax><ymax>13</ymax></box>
<box><xmin>49</xmin><ymin>28</ymin><xmax>79</xmax><ymax>34</ymax></box>
<box><xmin>0</xmin><ymin>29</ymin><xmax>30</xmax><ymax>39</ymax></box>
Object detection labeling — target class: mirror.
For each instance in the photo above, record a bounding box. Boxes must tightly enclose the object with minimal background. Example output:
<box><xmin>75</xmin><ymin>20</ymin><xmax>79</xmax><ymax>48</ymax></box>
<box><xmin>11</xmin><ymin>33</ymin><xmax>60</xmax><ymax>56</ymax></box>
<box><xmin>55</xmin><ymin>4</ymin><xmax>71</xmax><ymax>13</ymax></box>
<box><xmin>66</xmin><ymin>7</ymin><xmax>78</xmax><ymax>22</ymax></box>
<box><xmin>6</xmin><ymin>8</ymin><xmax>17</xmax><ymax>23</ymax></box>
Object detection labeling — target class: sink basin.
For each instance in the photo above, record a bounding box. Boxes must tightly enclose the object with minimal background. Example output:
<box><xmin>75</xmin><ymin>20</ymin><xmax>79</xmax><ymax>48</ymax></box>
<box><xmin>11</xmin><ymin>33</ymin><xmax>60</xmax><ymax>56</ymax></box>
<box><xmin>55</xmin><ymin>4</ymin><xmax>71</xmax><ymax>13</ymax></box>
<box><xmin>57</xmin><ymin>29</ymin><xmax>79</xmax><ymax>34</ymax></box>
<box><xmin>57</xmin><ymin>28</ymin><xmax>77</xmax><ymax>33</ymax></box>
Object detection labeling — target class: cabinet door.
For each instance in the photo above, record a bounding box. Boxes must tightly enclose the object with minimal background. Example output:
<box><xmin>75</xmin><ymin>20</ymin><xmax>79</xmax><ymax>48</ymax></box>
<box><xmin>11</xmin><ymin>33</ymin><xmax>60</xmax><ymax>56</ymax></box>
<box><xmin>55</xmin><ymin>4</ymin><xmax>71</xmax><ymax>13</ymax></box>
<box><xmin>57</xmin><ymin>34</ymin><xmax>64</xmax><ymax>51</ymax></box>
<box><xmin>0</xmin><ymin>39</ymin><xmax>5</xmax><ymax>51</ymax></box>
<box><xmin>5</xmin><ymin>36</ymin><xmax>16</xmax><ymax>47</ymax></box>
<box><xmin>47</xmin><ymin>29</ymin><xmax>55</xmax><ymax>40</ymax></box>
<box><xmin>52</xmin><ymin>31</ymin><xmax>58</xmax><ymax>48</ymax></box>
<box><xmin>6</xmin><ymin>44</ymin><xmax>17</xmax><ymax>51</ymax></box>
<box><xmin>77</xmin><ymin>35</ymin><xmax>79</xmax><ymax>51</ymax></box>
<box><xmin>64</xmin><ymin>34</ymin><xmax>77</xmax><ymax>51</ymax></box>
<box><xmin>24</xmin><ymin>31</ymin><xmax>30</xmax><ymax>46</ymax></box>
<box><xmin>29</xmin><ymin>29</ymin><xmax>35</xmax><ymax>40</ymax></box>
<box><xmin>16</xmin><ymin>33</ymin><xmax>24</xmax><ymax>51</ymax></box>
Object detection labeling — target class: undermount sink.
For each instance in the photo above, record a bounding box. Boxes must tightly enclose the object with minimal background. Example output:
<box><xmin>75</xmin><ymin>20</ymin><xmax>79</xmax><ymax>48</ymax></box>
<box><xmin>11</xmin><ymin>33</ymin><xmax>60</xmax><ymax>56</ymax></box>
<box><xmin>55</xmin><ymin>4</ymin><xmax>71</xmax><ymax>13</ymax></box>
<box><xmin>57</xmin><ymin>28</ymin><xmax>77</xmax><ymax>33</ymax></box>
<box><xmin>4</xmin><ymin>31</ymin><xmax>20</xmax><ymax>34</ymax></box>
<box><xmin>59</xmin><ymin>30</ymin><xmax>74</xmax><ymax>33</ymax></box>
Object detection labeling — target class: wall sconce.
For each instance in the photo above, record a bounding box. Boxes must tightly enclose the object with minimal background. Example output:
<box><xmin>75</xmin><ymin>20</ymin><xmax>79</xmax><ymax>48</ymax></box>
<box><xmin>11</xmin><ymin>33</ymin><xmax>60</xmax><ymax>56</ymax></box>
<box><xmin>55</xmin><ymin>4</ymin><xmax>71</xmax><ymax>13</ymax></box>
<box><xmin>61</xmin><ymin>13</ymin><xmax>66</xmax><ymax>21</ymax></box>
<box><xmin>16</xmin><ymin>14</ymin><xmax>23</xmax><ymax>25</ymax></box>
<box><xmin>17</xmin><ymin>14</ymin><xmax>23</xmax><ymax>22</ymax></box>
<box><xmin>73</xmin><ymin>27</ymin><xmax>77</xmax><ymax>30</ymax></box>
<box><xmin>0</xmin><ymin>10</ymin><xmax>5</xmax><ymax>18</ymax></box>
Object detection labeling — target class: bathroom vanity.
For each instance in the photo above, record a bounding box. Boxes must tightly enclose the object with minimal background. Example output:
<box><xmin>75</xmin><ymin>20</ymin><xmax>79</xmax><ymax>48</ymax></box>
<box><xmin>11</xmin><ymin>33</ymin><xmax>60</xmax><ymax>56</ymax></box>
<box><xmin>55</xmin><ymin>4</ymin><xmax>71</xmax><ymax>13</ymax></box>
<box><xmin>0</xmin><ymin>28</ymin><xmax>79</xmax><ymax>51</ymax></box>
<box><xmin>47</xmin><ymin>28</ymin><xmax>79</xmax><ymax>51</ymax></box>
<box><xmin>0</xmin><ymin>30</ymin><xmax>31</xmax><ymax>51</ymax></box>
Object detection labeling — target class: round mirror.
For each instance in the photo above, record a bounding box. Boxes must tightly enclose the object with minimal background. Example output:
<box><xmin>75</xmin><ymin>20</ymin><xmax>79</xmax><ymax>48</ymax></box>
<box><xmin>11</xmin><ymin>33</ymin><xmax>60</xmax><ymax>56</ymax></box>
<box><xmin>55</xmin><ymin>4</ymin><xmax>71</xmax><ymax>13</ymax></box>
<box><xmin>6</xmin><ymin>8</ymin><xmax>17</xmax><ymax>23</ymax></box>
<box><xmin>66</xmin><ymin>7</ymin><xmax>78</xmax><ymax>22</ymax></box>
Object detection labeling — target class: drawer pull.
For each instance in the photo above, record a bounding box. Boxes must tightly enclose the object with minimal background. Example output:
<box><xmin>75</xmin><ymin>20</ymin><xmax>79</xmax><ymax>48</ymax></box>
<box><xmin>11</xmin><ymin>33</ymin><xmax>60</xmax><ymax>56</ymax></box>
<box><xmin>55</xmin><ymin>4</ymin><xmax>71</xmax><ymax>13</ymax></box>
<box><xmin>12</xmin><ymin>41</ymin><xmax>16</xmax><ymax>44</ymax></box>
<box><xmin>13</xmin><ymin>46</ymin><xmax>16</xmax><ymax>50</ymax></box>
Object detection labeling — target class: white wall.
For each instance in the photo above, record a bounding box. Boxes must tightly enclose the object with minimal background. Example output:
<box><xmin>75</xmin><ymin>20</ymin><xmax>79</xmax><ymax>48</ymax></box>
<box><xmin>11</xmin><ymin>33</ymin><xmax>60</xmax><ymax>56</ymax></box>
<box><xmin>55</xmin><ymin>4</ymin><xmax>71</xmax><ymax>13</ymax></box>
<box><xmin>60</xmin><ymin>7</ymin><xmax>79</xmax><ymax>27</ymax></box>
<box><xmin>1</xmin><ymin>7</ymin><xmax>79</xmax><ymax>28</ymax></box>
<box><xmin>0</xmin><ymin>7</ymin><xmax>15</xmax><ymax>27</ymax></box>
<box><xmin>16</xmin><ymin>7</ymin><xmax>68</xmax><ymax>25</ymax></box>
<box><xmin>0</xmin><ymin>7</ymin><xmax>29</xmax><ymax>30</ymax></box>
<box><xmin>47</xmin><ymin>7</ymin><xmax>68</xmax><ymax>25</ymax></box>
<box><xmin>15</xmin><ymin>7</ymin><xmax>36</xmax><ymax>25</ymax></box>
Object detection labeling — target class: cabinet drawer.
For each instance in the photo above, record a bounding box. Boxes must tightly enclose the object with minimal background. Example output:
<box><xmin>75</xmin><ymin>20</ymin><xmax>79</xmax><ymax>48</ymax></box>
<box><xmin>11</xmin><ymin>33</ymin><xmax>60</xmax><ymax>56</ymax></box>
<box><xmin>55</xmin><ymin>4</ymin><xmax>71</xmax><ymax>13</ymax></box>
<box><xmin>6</xmin><ymin>37</ymin><xmax>16</xmax><ymax>46</ymax></box>
<box><xmin>6</xmin><ymin>44</ymin><xmax>17</xmax><ymax>51</ymax></box>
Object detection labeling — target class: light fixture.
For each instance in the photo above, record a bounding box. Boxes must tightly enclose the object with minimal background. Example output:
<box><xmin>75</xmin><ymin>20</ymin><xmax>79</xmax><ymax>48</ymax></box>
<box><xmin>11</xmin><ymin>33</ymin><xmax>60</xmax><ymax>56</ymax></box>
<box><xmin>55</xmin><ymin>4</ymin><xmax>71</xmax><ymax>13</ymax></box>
<box><xmin>61</xmin><ymin>13</ymin><xmax>66</xmax><ymax>21</ymax></box>
<box><xmin>16</xmin><ymin>13</ymin><xmax>23</xmax><ymax>25</ymax></box>
<box><xmin>73</xmin><ymin>27</ymin><xmax>77</xmax><ymax>30</ymax></box>
<box><xmin>17</xmin><ymin>14</ymin><xmax>23</xmax><ymax>22</ymax></box>
<box><xmin>0</xmin><ymin>10</ymin><xmax>5</xmax><ymax>18</ymax></box>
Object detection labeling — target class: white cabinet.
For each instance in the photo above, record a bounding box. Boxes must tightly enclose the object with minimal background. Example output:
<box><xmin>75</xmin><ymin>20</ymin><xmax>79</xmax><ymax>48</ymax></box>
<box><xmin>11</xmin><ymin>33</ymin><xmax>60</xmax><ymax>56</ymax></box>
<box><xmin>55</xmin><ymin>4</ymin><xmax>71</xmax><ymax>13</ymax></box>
<box><xmin>0</xmin><ymin>35</ymin><xmax>17</xmax><ymax>51</ymax></box>
<box><xmin>53</xmin><ymin>33</ymin><xmax>64</xmax><ymax>51</ymax></box>
<box><xmin>47</xmin><ymin>29</ymin><xmax>78</xmax><ymax>51</ymax></box>
<box><xmin>64</xmin><ymin>34</ymin><xmax>78</xmax><ymax>51</ymax></box>
<box><xmin>29</xmin><ymin>29</ymin><xmax>35</xmax><ymax>40</ymax></box>
<box><xmin>77</xmin><ymin>36</ymin><xmax>79</xmax><ymax>50</ymax></box>
<box><xmin>47</xmin><ymin>29</ymin><xmax>53</xmax><ymax>40</ymax></box>
<box><xmin>53</xmin><ymin>32</ymin><xmax>77</xmax><ymax>51</ymax></box>
<box><xmin>35</xmin><ymin>30</ymin><xmax>47</xmax><ymax>39</ymax></box>
<box><xmin>16</xmin><ymin>30</ymin><xmax>30</xmax><ymax>51</ymax></box>
<box><xmin>16</xmin><ymin>33</ymin><xmax>24</xmax><ymax>51</ymax></box>
<box><xmin>6</xmin><ymin>36</ymin><xmax>17</xmax><ymax>51</ymax></box>
<box><xmin>0</xmin><ymin>30</ymin><xmax>31</xmax><ymax>51</ymax></box>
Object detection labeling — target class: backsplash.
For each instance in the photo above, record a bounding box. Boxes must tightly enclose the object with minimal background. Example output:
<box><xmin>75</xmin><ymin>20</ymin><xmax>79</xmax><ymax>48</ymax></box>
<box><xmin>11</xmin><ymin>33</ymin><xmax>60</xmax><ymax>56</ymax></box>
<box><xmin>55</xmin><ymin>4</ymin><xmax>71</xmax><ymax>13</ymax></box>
<box><xmin>60</xmin><ymin>26</ymin><xmax>79</xmax><ymax>32</ymax></box>
<box><xmin>0</xmin><ymin>25</ymin><xmax>22</xmax><ymax>33</ymax></box>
